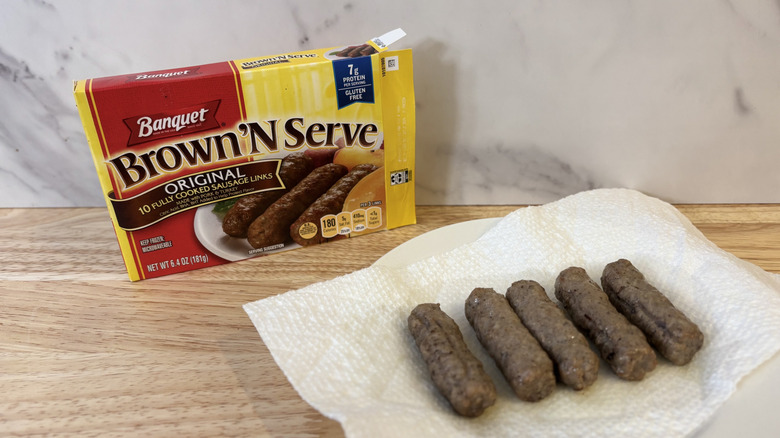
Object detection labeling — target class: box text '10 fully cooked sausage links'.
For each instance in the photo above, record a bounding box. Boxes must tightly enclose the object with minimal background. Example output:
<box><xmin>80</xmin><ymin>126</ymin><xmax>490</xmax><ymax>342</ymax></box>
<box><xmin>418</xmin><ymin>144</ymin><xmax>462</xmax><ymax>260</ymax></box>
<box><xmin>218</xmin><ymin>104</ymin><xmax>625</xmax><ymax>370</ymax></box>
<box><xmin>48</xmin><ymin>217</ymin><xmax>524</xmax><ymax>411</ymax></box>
<box><xmin>73</xmin><ymin>29</ymin><xmax>415</xmax><ymax>281</ymax></box>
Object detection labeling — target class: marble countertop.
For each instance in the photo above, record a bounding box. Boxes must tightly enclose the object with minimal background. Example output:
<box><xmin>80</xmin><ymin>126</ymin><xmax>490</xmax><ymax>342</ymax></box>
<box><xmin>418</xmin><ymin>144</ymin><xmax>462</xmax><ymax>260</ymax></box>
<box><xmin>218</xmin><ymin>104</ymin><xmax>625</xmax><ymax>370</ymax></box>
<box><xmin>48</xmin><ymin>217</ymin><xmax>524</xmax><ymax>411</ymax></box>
<box><xmin>2</xmin><ymin>0</ymin><xmax>780</xmax><ymax>207</ymax></box>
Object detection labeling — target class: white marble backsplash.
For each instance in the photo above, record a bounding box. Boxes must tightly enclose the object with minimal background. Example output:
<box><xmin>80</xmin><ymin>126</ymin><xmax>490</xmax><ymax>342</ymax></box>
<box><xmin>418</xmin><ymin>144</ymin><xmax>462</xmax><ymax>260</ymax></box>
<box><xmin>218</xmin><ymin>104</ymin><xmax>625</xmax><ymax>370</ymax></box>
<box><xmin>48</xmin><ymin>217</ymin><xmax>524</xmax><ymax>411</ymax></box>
<box><xmin>2</xmin><ymin>0</ymin><xmax>779</xmax><ymax>207</ymax></box>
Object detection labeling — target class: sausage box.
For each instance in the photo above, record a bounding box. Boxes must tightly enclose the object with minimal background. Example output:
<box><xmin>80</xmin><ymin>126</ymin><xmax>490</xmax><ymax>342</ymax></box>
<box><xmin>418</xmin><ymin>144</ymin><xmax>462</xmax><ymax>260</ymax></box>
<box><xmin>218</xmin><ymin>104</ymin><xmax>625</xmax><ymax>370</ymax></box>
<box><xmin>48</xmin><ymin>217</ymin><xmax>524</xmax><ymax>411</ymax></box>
<box><xmin>73</xmin><ymin>30</ymin><xmax>415</xmax><ymax>281</ymax></box>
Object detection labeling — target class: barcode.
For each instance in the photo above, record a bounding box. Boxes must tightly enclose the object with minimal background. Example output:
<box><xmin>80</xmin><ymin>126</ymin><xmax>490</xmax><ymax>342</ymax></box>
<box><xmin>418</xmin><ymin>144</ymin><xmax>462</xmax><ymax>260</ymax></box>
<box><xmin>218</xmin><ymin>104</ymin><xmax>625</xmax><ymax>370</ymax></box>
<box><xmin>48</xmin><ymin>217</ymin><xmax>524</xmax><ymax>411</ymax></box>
<box><xmin>386</xmin><ymin>56</ymin><xmax>399</xmax><ymax>72</ymax></box>
<box><xmin>372</xmin><ymin>37</ymin><xmax>386</xmax><ymax>49</ymax></box>
<box><xmin>390</xmin><ymin>169</ymin><xmax>410</xmax><ymax>186</ymax></box>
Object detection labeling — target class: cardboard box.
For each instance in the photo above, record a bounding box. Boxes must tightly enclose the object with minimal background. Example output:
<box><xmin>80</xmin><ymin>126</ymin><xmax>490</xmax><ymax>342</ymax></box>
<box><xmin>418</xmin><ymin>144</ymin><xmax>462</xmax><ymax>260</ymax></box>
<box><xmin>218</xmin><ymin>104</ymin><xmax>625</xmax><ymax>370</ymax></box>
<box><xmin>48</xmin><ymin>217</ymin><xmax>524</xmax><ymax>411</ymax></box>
<box><xmin>73</xmin><ymin>30</ymin><xmax>415</xmax><ymax>280</ymax></box>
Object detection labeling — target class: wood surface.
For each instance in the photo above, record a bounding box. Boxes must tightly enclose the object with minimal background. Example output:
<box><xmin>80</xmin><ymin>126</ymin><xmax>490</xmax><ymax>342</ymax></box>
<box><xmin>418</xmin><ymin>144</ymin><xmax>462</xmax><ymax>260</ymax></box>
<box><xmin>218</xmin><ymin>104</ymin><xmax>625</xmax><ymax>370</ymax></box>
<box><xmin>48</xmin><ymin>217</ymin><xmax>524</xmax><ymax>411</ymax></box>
<box><xmin>1</xmin><ymin>204</ymin><xmax>779</xmax><ymax>437</ymax></box>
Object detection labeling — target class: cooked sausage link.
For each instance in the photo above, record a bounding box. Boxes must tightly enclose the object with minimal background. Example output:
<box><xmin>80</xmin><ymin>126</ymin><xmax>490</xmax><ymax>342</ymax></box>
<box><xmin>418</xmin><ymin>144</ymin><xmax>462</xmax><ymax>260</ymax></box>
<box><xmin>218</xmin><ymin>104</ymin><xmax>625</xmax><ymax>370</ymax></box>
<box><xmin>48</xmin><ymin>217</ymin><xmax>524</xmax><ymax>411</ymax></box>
<box><xmin>465</xmin><ymin>288</ymin><xmax>556</xmax><ymax>402</ymax></box>
<box><xmin>601</xmin><ymin>259</ymin><xmax>704</xmax><ymax>365</ymax></box>
<box><xmin>408</xmin><ymin>303</ymin><xmax>497</xmax><ymax>417</ymax></box>
<box><xmin>247</xmin><ymin>163</ymin><xmax>347</xmax><ymax>249</ymax></box>
<box><xmin>555</xmin><ymin>267</ymin><xmax>657</xmax><ymax>381</ymax></box>
<box><xmin>506</xmin><ymin>280</ymin><xmax>600</xmax><ymax>390</ymax></box>
<box><xmin>222</xmin><ymin>153</ymin><xmax>314</xmax><ymax>238</ymax></box>
<box><xmin>290</xmin><ymin>163</ymin><xmax>378</xmax><ymax>246</ymax></box>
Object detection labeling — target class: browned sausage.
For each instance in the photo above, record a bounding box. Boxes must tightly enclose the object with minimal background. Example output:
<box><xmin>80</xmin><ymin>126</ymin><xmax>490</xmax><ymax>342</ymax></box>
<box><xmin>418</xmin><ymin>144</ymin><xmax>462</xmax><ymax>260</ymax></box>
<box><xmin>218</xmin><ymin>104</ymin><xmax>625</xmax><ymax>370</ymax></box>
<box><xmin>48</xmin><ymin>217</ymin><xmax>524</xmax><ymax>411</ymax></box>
<box><xmin>601</xmin><ymin>259</ymin><xmax>704</xmax><ymax>365</ymax></box>
<box><xmin>408</xmin><ymin>303</ymin><xmax>497</xmax><ymax>417</ymax></box>
<box><xmin>290</xmin><ymin>163</ymin><xmax>377</xmax><ymax>246</ymax></box>
<box><xmin>222</xmin><ymin>153</ymin><xmax>314</xmax><ymax>238</ymax></box>
<box><xmin>506</xmin><ymin>280</ymin><xmax>600</xmax><ymax>390</ymax></box>
<box><xmin>555</xmin><ymin>267</ymin><xmax>657</xmax><ymax>381</ymax></box>
<box><xmin>247</xmin><ymin>163</ymin><xmax>347</xmax><ymax>249</ymax></box>
<box><xmin>465</xmin><ymin>288</ymin><xmax>556</xmax><ymax>402</ymax></box>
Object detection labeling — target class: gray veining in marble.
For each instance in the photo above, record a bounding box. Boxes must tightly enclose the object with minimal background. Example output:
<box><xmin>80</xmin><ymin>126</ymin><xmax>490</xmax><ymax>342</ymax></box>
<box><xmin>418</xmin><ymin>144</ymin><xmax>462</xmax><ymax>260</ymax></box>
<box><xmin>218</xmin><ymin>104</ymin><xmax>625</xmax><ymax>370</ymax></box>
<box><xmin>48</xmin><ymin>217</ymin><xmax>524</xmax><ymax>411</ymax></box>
<box><xmin>2</xmin><ymin>0</ymin><xmax>780</xmax><ymax>207</ymax></box>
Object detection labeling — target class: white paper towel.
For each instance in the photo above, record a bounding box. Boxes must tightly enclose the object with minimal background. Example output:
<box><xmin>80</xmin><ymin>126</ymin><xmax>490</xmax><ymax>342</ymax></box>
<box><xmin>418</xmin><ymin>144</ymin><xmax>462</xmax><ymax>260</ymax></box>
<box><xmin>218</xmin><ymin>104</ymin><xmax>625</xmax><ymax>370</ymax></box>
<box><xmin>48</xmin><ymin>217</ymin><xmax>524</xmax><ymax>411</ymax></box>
<box><xmin>244</xmin><ymin>188</ymin><xmax>780</xmax><ymax>437</ymax></box>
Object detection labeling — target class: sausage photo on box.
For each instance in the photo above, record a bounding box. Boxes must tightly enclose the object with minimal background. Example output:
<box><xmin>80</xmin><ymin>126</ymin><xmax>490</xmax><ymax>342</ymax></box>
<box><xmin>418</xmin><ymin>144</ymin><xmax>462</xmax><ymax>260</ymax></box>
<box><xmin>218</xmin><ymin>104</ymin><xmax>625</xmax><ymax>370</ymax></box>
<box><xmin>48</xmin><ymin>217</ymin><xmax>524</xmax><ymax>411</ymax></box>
<box><xmin>290</xmin><ymin>163</ymin><xmax>378</xmax><ymax>246</ymax></box>
<box><xmin>221</xmin><ymin>153</ymin><xmax>314</xmax><ymax>238</ymax></box>
<box><xmin>247</xmin><ymin>163</ymin><xmax>347</xmax><ymax>249</ymax></box>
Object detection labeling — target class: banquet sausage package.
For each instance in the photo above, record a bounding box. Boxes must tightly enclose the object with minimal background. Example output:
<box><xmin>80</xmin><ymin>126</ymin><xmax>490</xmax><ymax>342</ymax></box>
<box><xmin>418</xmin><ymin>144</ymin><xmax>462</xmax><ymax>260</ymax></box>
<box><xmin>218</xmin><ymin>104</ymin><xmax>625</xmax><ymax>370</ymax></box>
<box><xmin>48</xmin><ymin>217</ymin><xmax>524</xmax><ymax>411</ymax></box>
<box><xmin>73</xmin><ymin>29</ymin><xmax>416</xmax><ymax>281</ymax></box>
